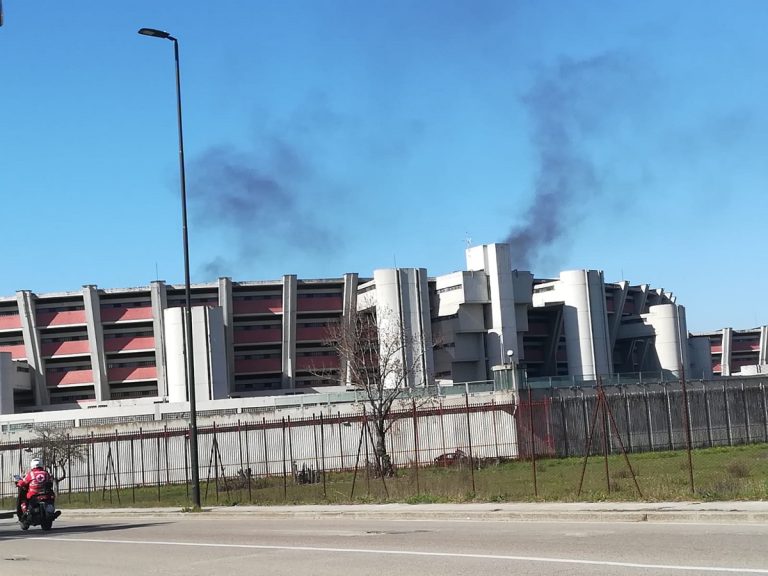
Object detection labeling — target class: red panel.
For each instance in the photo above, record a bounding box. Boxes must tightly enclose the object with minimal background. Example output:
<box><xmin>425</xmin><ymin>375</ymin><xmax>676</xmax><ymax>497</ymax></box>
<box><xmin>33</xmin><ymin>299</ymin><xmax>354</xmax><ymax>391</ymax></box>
<box><xmin>296</xmin><ymin>326</ymin><xmax>330</xmax><ymax>341</ymax></box>
<box><xmin>42</xmin><ymin>340</ymin><xmax>91</xmax><ymax>357</ymax></box>
<box><xmin>36</xmin><ymin>310</ymin><xmax>86</xmax><ymax>327</ymax></box>
<box><xmin>527</xmin><ymin>323</ymin><xmax>549</xmax><ymax>336</ymax></box>
<box><xmin>296</xmin><ymin>297</ymin><xmax>343</xmax><ymax>312</ymax></box>
<box><xmin>107</xmin><ymin>366</ymin><xmax>157</xmax><ymax>382</ymax></box>
<box><xmin>0</xmin><ymin>344</ymin><xmax>26</xmax><ymax>359</ymax></box>
<box><xmin>732</xmin><ymin>342</ymin><xmax>760</xmax><ymax>352</ymax></box>
<box><xmin>100</xmin><ymin>307</ymin><xmax>153</xmax><ymax>323</ymax></box>
<box><xmin>233</xmin><ymin>300</ymin><xmax>283</xmax><ymax>315</ymax></box>
<box><xmin>0</xmin><ymin>315</ymin><xmax>22</xmax><ymax>330</ymax></box>
<box><xmin>234</xmin><ymin>358</ymin><xmax>282</xmax><ymax>373</ymax></box>
<box><xmin>234</xmin><ymin>329</ymin><xmax>282</xmax><ymax>345</ymax></box>
<box><xmin>296</xmin><ymin>356</ymin><xmax>340</xmax><ymax>370</ymax></box>
<box><xmin>523</xmin><ymin>349</ymin><xmax>545</xmax><ymax>361</ymax></box>
<box><xmin>710</xmin><ymin>345</ymin><xmax>722</xmax><ymax>353</ymax></box>
<box><xmin>46</xmin><ymin>369</ymin><xmax>93</xmax><ymax>386</ymax></box>
<box><xmin>104</xmin><ymin>336</ymin><xmax>156</xmax><ymax>353</ymax></box>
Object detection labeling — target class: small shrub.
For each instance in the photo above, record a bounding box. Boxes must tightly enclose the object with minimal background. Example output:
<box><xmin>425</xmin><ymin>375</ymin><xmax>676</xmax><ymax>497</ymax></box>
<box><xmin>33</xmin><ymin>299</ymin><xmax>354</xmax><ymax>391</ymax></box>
<box><xmin>726</xmin><ymin>460</ymin><xmax>750</xmax><ymax>479</ymax></box>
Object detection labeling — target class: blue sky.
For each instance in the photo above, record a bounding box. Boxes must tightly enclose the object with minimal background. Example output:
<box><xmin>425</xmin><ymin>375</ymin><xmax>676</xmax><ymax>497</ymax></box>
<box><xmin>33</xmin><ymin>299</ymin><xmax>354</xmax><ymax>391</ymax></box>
<box><xmin>1</xmin><ymin>1</ymin><xmax>766</xmax><ymax>333</ymax></box>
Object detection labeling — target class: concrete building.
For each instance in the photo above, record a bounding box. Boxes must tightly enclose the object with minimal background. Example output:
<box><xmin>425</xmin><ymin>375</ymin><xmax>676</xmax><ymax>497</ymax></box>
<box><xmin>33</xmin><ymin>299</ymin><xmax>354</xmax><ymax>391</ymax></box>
<box><xmin>689</xmin><ymin>326</ymin><xmax>768</xmax><ymax>378</ymax></box>
<box><xmin>0</xmin><ymin>242</ymin><xmax>710</xmax><ymax>415</ymax></box>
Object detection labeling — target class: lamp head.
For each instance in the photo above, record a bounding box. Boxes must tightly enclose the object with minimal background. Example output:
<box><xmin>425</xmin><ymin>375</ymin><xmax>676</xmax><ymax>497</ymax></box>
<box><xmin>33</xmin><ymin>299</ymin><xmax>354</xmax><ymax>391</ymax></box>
<box><xmin>138</xmin><ymin>28</ymin><xmax>172</xmax><ymax>40</ymax></box>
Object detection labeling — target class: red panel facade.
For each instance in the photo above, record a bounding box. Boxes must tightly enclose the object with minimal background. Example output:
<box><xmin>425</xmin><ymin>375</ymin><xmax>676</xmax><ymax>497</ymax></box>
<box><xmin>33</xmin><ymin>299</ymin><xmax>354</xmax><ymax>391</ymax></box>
<box><xmin>0</xmin><ymin>344</ymin><xmax>26</xmax><ymax>359</ymax></box>
<box><xmin>233</xmin><ymin>300</ymin><xmax>283</xmax><ymax>315</ymax></box>
<box><xmin>107</xmin><ymin>366</ymin><xmax>157</xmax><ymax>382</ymax></box>
<box><xmin>100</xmin><ymin>307</ymin><xmax>153</xmax><ymax>323</ymax></box>
<box><xmin>42</xmin><ymin>340</ymin><xmax>91</xmax><ymax>357</ymax></box>
<box><xmin>234</xmin><ymin>358</ymin><xmax>282</xmax><ymax>373</ymax></box>
<box><xmin>46</xmin><ymin>369</ymin><xmax>94</xmax><ymax>386</ymax></box>
<box><xmin>296</xmin><ymin>356</ymin><xmax>339</xmax><ymax>370</ymax></box>
<box><xmin>233</xmin><ymin>329</ymin><xmax>282</xmax><ymax>345</ymax></box>
<box><xmin>104</xmin><ymin>336</ymin><xmax>156</xmax><ymax>353</ymax></box>
<box><xmin>0</xmin><ymin>314</ymin><xmax>22</xmax><ymax>330</ymax></box>
<box><xmin>296</xmin><ymin>326</ymin><xmax>329</xmax><ymax>341</ymax></box>
<box><xmin>296</xmin><ymin>297</ymin><xmax>343</xmax><ymax>312</ymax></box>
<box><xmin>36</xmin><ymin>310</ymin><xmax>86</xmax><ymax>327</ymax></box>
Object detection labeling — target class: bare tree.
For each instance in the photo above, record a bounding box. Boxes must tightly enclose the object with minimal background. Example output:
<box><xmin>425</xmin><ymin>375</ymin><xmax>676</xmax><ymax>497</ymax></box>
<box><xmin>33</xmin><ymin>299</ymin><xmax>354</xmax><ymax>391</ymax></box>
<box><xmin>31</xmin><ymin>426</ymin><xmax>88</xmax><ymax>490</ymax></box>
<box><xmin>319</xmin><ymin>307</ymin><xmax>431</xmax><ymax>477</ymax></box>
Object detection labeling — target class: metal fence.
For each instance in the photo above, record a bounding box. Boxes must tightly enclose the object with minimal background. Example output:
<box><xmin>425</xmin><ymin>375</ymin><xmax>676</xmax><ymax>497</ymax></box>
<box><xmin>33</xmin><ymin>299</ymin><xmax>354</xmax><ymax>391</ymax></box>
<box><xmin>0</xmin><ymin>396</ymin><xmax>518</xmax><ymax>505</ymax></box>
<box><xmin>3</xmin><ymin>376</ymin><xmax>768</xmax><ymax>505</ymax></box>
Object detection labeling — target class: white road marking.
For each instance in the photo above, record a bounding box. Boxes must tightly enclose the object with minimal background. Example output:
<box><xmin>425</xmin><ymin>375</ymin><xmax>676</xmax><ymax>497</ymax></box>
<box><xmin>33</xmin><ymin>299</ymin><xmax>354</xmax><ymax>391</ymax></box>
<box><xmin>37</xmin><ymin>536</ymin><xmax>768</xmax><ymax>574</ymax></box>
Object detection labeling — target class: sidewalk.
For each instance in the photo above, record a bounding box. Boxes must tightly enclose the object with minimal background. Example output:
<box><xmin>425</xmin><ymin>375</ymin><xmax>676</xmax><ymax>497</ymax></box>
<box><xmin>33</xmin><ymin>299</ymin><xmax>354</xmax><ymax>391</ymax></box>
<box><xmin>26</xmin><ymin>501</ymin><xmax>768</xmax><ymax>524</ymax></box>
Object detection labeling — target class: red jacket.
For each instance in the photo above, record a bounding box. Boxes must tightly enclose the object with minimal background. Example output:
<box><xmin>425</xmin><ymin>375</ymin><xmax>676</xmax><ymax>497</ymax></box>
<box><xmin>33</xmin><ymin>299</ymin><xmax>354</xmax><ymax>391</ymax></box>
<box><xmin>17</xmin><ymin>467</ymin><xmax>53</xmax><ymax>499</ymax></box>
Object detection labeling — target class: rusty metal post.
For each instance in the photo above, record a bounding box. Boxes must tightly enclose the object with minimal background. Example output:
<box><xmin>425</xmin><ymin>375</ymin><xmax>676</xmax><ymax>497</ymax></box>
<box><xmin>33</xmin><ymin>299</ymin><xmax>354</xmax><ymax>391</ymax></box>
<box><xmin>320</xmin><ymin>413</ymin><xmax>327</xmax><ymax>499</ymax></box>
<box><xmin>680</xmin><ymin>367</ymin><xmax>695</xmax><ymax>494</ymax></box>
<box><xmin>599</xmin><ymin>388</ymin><xmax>611</xmax><ymax>494</ymax></box>
<box><xmin>245</xmin><ymin>420</ymin><xmax>252</xmax><ymax>503</ymax></box>
<box><xmin>577</xmin><ymin>389</ymin><xmax>603</xmax><ymax>497</ymax></box>
<box><xmin>282</xmin><ymin>417</ymin><xmax>287</xmax><ymax>501</ymax></box>
<box><xmin>464</xmin><ymin>393</ymin><xmax>476</xmax><ymax>493</ymax></box>
<box><xmin>527</xmin><ymin>385</ymin><xmax>538</xmax><ymax>497</ymax></box>
<box><xmin>412</xmin><ymin>398</ymin><xmax>420</xmax><ymax>495</ymax></box>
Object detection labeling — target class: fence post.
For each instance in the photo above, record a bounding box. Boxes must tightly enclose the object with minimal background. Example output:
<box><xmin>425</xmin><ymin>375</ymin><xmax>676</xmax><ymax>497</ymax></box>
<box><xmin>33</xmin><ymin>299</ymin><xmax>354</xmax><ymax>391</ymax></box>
<box><xmin>724</xmin><ymin>383</ymin><xmax>733</xmax><ymax>446</ymax></box>
<box><xmin>412</xmin><ymin>398</ymin><xmax>420</xmax><ymax>496</ymax></box>
<box><xmin>622</xmin><ymin>387</ymin><xmax>633</xmax><ymax>453</ymax></box>
<box><xmin>581</xmin><ymin>390</ymin><xmax>589</xmax><ymax>455</ymax></box>
<box><xmin>492</xmin><ymin>398</ymin><xmax>500</xmax><ymax>459</ymax></box>
<box><xmin>643</xmin><ymin>387</ymin><xmax>654</xmax><ymax>451</ymax></box>
<box><xmin>680</xmin><ymin>369</ymin><xmax>695</xmax><ymax>494</ymax></box>
<box><xmin>742</xmin><ymin>383</ymin><xmax>751</xmax><ymax>444</ymax></box>
<box><xmin>559</xmin><ymin>396</ymin><xmax>569</xmax><ymax>458</ymax></box>
<box><xmin>139</xmin><ymin>428</ymin><xmax>146</xmax><ymax>486</ymax></box>
<box><xmin>664</xmin><ymin>384</ymin><xmax>674</xmax><ymax>450</ymax></box>
<box><xmin>526</xmin><ymin>387</ymin><xmax>537</xmax><ymax>497</ymax></box>
<box><xmin>245</xmin><ymin>420</ymin><xmax>252</xmax><ymax>503</ymax></box>
<box><xmin>337</xmin><ymin>412</ymin><xmax>345</xmax><ymax>470</ymax></box>
<box><xmin>282</xmin><ymin>418</ymin><xmax>288</xmax><ymax>501</ymax></box>
<box><xmin>761</xmin><ymin>382</ymin><xmax>768</xmax><ymax>442</ymax></box>
<box><xmin>130</xmin><ymin>435</ymin><xmax>136</xmax><ymax>504</ymax></box>
<box><xmin>704</xmin><ymin>384</ymin><xmax>713</xmax><ymax>447</ymax></box>
<box><xmin>464</xmin><ymin>393</ymin><xmax>476</xmax><ymax>493</ymax></box>
<box><xmin>320</xmin><ymin>413</ymin><xmax>327</xmax><ymax>499</ymax></box>
<box><xmin>262</xmin><ymin>417</ymin><xmax>270</xmax><ymax>476</ymax></box>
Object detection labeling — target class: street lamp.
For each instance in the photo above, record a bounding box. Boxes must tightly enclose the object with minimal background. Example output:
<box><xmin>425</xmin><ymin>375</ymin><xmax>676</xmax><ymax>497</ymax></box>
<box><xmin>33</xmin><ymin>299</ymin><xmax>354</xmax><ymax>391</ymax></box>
<box><xmin>138</xmin><ymin>27</ymin><xmax>201</xmax><ymax>509</ymax></box>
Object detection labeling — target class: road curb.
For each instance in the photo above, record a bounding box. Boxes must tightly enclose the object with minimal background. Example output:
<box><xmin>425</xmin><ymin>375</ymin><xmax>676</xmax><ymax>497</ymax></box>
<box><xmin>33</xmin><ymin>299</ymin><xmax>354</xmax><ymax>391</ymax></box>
<box><xmin>36</xmin><ymin>506</ymin><xmax>768</xmax><ymax>524</ymax></box>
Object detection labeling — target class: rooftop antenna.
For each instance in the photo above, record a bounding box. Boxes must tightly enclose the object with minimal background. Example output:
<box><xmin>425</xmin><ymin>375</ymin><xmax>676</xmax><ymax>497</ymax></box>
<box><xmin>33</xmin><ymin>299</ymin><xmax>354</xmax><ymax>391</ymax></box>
<box><xmin>465</xmin><ymin>233</ymin><xmax>472</xmax><ymax>248</ymax></box>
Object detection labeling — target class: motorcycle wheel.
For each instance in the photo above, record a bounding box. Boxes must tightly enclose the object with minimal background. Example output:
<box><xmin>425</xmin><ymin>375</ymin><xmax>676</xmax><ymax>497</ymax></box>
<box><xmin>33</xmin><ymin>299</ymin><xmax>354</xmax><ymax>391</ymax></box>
<box><xmin>20</xmin><ymin>521</ymin><xmax>30</xmax><ymax>531</ymax></box>
<box><xmin>41</xmin><ymin>517</ymin><xmax>53</xmax><ymax>531</ymax></box>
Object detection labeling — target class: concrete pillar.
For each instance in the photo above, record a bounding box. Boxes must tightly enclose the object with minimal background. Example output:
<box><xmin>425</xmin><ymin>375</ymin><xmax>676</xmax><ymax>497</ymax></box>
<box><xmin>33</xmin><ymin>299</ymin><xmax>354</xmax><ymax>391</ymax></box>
<box><xmin>82</xmin><ymin>285</ymin><xmax>109</xmax><ymax>402</ymax></box>
<box><xmin>15</xmin><ymin>290</ymin><xmax>48</xmax><ymax>406</ymax></box>
<box><xmin>217</xmin><ymin>277</ymin><xmax>235</xmax><ymax>395</ymax></box>
<box><xmin>341</xmin><ymin>273</ymin><xmax>359</xmax><ymax>386</ymax></box>
<box><xmin>721</xmin><ymin>327</ymin><xmax>733</xmax><ymax>376</ymax></box>
<box><xmin>0</xmin><ymin>352</ymin><xmax>15</xmax><ymax>415</ymax></box>
<box><xmin>281</xmin><ymin>275</ymin><xmax>297</xmax><ymax>389</ymax></box>
<box><xmin>150</xmin><ymin>281</ymin><xmax>169</xmax><ymax>398</ymax></box>
<box><xmin>759</xmin><ymin>326</ymin><xmax>768</xmax><ymax>366</ymax></box>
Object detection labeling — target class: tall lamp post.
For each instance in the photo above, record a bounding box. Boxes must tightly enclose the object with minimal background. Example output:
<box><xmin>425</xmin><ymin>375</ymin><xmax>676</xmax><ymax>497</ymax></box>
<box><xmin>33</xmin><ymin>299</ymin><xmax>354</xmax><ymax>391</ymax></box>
<box><xmin>138</xmin><ymin>27</ymin><xmax>201</xmax><ymax>508</ymax></box>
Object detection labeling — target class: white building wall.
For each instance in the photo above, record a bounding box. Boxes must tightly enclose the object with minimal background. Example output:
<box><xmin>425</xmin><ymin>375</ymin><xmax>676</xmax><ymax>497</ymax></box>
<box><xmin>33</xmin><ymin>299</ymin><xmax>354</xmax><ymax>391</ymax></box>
<box><xmin>164</xmin><ymin>308</ymin><xmax>187</xmax><ymax>403</ymax></box>
<box><xmin>370</xmin><ymin>269</ymin><xmax>434</xmax><ymax>388</ymax></box>
<box><xmin>465</xmin><ymin>244</ymin><xmax>520</xmax><ymax>367</ymax></box>
<box><xmin>534</xmin><ymin>270</ymin><xmax>612</xmax><ymax>379</ymax></box>
<box><xmin>645</xmin><ymin>303</ymin><xmax>688</xmax><ymax>376</ymax></box>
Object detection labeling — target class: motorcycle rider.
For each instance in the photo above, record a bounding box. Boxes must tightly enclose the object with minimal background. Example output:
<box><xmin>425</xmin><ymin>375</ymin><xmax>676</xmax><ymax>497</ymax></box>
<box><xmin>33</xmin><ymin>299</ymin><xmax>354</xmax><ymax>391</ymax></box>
<box><xmin>16</xmin><ymin>458</ymin><xmax>55</xmax><ymax>518</ymax></box>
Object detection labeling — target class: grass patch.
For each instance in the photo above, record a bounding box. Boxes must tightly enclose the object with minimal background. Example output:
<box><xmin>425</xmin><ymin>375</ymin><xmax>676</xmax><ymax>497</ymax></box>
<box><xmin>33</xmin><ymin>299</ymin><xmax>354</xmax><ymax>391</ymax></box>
<box><xmin>3</xmin><ymin>443</ymin><xmax>767</xmax><ymax>510</ymax></box>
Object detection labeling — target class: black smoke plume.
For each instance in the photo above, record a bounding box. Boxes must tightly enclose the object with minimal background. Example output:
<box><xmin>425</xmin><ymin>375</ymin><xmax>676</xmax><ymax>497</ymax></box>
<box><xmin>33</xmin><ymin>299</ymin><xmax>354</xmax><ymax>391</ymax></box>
<box><xmin>189</xmin><ymin>137</ymin><xmax>336</xmax><ymax>279</ymax></box>
<box><xmin>505</xmin><ymin>54</ymin><xmax>635</xmax><ymax>270</ymax></box>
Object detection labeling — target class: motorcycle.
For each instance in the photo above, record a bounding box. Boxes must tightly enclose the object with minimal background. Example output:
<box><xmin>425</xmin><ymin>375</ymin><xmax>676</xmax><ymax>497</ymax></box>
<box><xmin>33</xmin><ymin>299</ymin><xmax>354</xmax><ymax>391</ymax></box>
<box><xmin>13</xmin><ymin>474</ymin><xmax>59</xmax><ymax>531</ymax></box>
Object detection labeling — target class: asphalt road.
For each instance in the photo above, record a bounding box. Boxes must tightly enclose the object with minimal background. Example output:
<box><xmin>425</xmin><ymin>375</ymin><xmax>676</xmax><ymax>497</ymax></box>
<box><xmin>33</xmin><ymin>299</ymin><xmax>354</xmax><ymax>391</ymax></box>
<box><xmin>1</xmin><ymin>513</ymin><xmax>767</xmax><ymax>575</ymax></box>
